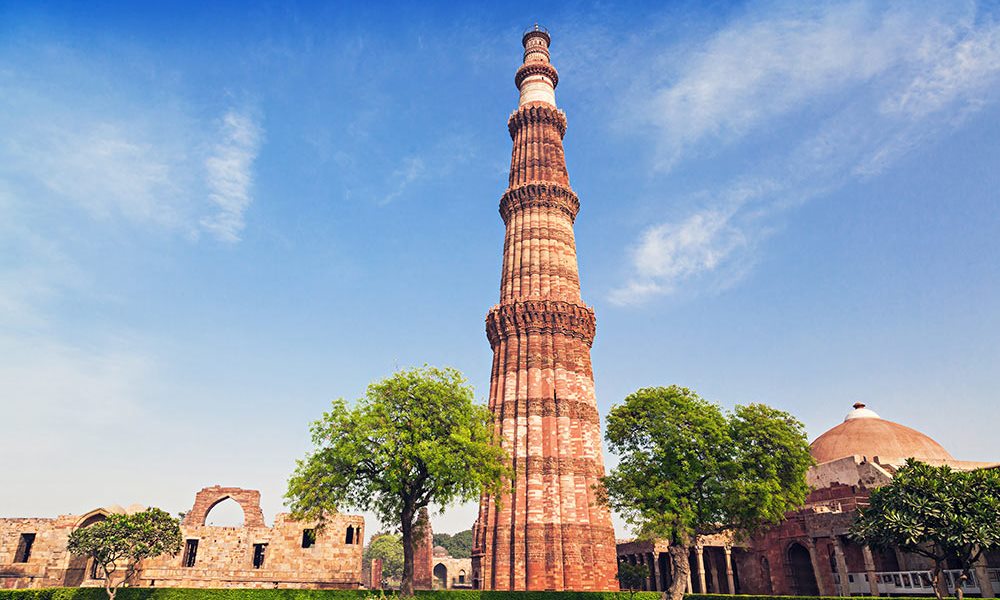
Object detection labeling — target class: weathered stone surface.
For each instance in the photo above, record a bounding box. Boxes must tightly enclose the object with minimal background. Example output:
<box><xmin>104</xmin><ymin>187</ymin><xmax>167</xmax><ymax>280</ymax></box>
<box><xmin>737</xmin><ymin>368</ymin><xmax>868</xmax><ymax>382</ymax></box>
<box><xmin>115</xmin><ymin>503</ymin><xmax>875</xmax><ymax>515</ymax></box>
<box><xmin>472</xmin><ymin>28</ymin><xmax>618</xmax><ymax>592</ymax></box>
<box><xmin>0</xmin><ymin>486</ymin><xmax>363</xmax><ymax>590</ymax></box>
<box><xmin>412</xmin><ymin>508</ymin><xmax>434</xmax><ymax>590</ymax></box>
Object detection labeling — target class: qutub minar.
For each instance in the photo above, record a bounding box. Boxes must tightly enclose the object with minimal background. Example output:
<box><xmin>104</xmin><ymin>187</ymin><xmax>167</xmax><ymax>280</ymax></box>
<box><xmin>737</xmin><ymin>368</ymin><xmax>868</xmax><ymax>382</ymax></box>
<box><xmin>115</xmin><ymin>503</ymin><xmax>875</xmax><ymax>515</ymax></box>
<box><xmin>471</xmin><ymin>27</ymin><xmax>619</xmax><ymax>591</ymax></box>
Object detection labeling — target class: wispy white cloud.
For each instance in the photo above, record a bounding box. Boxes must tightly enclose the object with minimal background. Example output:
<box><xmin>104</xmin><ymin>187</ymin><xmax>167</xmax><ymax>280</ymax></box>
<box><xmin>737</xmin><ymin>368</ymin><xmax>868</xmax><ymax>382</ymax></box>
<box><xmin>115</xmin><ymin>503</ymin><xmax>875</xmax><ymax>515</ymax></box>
<box><xmin>0</xmin><ymin>44</ymin><xmax>264</xmax><ymax>242</ymax></box>
<box><xmin>379</xmin><ymin>156</ymin><xmax>427</xmax><ymax>206</ymax></box>
<box><xmin>611</xmin><ymin>1</ymin><xmax>1000</xmax><ymax>305</ymax></box>
<box><xmin>201</xmin><ymin>110</ymin><xmax>264</xmax><ymax>242</ymax></box>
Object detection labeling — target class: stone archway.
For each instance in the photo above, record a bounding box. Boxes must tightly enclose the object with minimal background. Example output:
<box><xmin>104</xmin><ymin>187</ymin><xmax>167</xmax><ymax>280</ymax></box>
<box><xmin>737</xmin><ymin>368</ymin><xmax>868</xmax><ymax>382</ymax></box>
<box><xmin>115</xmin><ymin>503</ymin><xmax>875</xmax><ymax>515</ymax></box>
<box><xmin>788</xmin><ymin>542</ymin><xmax>819</xmax><ymax>596</ymax></box>
<box><xmin>183</xmin><ymin>486</ymin><xmax>265</xmax><ymax>528</ymax></box>
<box><xmin>434</xmin><ymin>563</ymin><xmax>448</xmax><ymax>589</ymax></box>
<box><xmin>64</xmin><ymin>510</ymin><xmax>110</xmax><ymax>586</ymax></box>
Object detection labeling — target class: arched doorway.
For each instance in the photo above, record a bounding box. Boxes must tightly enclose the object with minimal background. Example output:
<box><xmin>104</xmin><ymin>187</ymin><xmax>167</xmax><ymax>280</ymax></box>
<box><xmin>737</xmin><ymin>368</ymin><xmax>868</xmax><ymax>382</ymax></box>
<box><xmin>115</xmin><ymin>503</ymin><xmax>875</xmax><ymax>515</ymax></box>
<box><xmin>203</xmin><ymin>497</ymin><xmax>245</xmax><ymax>527</ymax></box>
<box><xmin>64</xmin><ymin>511</ymin><xmax>109</xmax><ymax>586</ymax></box>
<box><xmin>787</xmin><ymin>542</ymin><xmax>819</xmax><ymax>596</ymax></box>
<box><xmin>433</xmin><ymin>563</ymin><xmax>448</xmax><ymax>589</ymax></box>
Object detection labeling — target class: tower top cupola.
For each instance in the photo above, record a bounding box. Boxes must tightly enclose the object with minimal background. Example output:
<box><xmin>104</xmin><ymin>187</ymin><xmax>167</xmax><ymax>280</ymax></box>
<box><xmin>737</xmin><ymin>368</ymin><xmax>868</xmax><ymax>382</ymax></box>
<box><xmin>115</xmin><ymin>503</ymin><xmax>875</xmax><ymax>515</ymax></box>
<box><xmin>516</xmin><ymin>24</ymin><xmax>559</xmax><ymax>107</ymax></box>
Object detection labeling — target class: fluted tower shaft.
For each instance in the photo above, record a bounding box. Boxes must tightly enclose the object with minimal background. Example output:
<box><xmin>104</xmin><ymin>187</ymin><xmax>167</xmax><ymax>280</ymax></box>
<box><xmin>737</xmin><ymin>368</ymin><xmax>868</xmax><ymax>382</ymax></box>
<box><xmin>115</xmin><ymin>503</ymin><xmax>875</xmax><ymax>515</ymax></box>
<box><xmin>471</xmin><ymin>28</ymin><xmax>618</xmax><ymax>592</ymax></box>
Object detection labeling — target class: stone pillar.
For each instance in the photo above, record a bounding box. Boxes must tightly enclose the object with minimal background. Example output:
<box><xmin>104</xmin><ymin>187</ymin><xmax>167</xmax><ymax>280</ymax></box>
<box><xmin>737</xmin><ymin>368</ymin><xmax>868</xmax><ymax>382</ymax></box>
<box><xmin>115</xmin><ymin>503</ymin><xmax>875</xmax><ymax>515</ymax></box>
<box><xmin>695</xmin><ymin>544</ymin><xmax>707</xmax><ymax>593</ymax></box>
<box><xmin>651</xmin><ymin>553</ymin><xmax>658</xmax><ymax>591</ymax></box>
<box><xmin>371</xmin><ymin>558</ymin><xmax>383</xmax><ymax>590</ymax></box>
<box><xmin>975</xmin><ymin>550</ymin><xmax>994</xmax><ymax>599</ymax></box>
<box><xmin>862</xmin><ymin>546</ymin><xmax>880</xmax><ymax>597</ymax></box>
<box><xmin>413</xmin><ymin>508</ymin><xmax>434</xmax><ymax>590</ymax></box>
<box><xmin>651</xmin><ymin>552</ymin><xmax>662</xmax><ymax>592</ymax></box>
<box><xmin>724</xmin><ymin>546</ymin><xmax>736</xmax><ymax>594</ymax></box>
<box><xmin>804</xmin><ymin>538</ymin><xmax>831</xmax><ymax>597</ymax></box>
<box><xmin>832</xmin><ymin>537</ymin><xmax>851</xmax><ymax>597</ymax></box>
<box><xmin>639</xmin><ymin>553</ymin><xmax>648</xmax><ymax>591</ymax></box>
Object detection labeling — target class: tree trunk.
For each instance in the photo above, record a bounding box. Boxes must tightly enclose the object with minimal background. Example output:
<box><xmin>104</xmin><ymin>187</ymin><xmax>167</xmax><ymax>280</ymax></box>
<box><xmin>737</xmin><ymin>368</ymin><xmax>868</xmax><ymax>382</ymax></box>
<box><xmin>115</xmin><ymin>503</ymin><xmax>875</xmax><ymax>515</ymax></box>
<box><xmin>400</xmin><ymin>506</ymin><xmax>415</xmax><ymax>597</ymax></box>
<box><xmin>932</xmin><ymin>561</ymin><xmax>947</xmax><ymax>600</ymax></box>
<box><xmin>667</xmin><ymin>544</ymin><xmax>691</xmax><ymax>600</ymax></box>
<box><xmin>956</xmin><ymin>571</ymin><xmax>968</xmax><ymax>600</ymax></box>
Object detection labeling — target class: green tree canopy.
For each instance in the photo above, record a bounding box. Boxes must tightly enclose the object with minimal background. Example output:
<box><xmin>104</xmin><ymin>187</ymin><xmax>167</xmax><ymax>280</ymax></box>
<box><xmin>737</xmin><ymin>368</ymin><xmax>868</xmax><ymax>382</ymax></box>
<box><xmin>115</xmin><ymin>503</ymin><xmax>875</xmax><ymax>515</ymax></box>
<box><xmin>618</xmin><ymin>561</ymin><xmax>649</xmax><ymax>594</ymax></box>
<box><xmin>286</xmin><ymin>366</ymin><xmax>510</xmax><ymax>596</ymax></box>
<box><xmin>364</xmin><ymin>533</ymin><xmax>404</xmax><ymax>586</ymax></box>
<box><xmin>602</xmin><ymin>385</ymin><xmax>813</xmax><ymax>600</ymax></box>
<box><xmin>432</xmin><ymin>529</ymin><xmax>473</xmax><ymax>559</ymax></box>
<box><xmin>66</xmin><ymin>508</ymin><xmax>182</xmax><ymax>600</ymax></box>
<box><xmin>852</xmin><ymin>459</ymin><xmax>1000</xmax><ymax>600</ymax></box>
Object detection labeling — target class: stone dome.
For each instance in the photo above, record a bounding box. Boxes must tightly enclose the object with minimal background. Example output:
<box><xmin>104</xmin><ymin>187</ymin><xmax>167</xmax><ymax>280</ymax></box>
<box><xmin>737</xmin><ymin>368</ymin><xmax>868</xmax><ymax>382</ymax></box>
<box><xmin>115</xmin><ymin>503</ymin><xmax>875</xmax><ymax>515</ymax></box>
<box><xmin>810</xmin><ymin>403</ymin><xmax>954</xmax><ymax>464</ymax></box>
<box><xmin>432</xmin><ymin>545</ymin><xmax>449</xmax><ymax>557</ymax></box>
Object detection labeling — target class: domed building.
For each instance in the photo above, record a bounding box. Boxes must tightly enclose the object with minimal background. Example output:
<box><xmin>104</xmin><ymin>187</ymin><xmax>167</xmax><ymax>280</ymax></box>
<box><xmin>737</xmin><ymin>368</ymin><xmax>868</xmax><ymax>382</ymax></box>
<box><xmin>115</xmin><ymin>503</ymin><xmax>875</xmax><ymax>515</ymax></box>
<box><xmin>810</xmin><ymin>403</ymin><xmax>954</xmax><ymax>464</ymax></box>
<box><xmin>747</xmin><ymin>403</ymin><xmax>999</xmax><ymax>598</ymax></box>
<box><xmin>616</xmin><ymin>403</ymin><xmax>1000</xmax><ymax>598</ymax></box>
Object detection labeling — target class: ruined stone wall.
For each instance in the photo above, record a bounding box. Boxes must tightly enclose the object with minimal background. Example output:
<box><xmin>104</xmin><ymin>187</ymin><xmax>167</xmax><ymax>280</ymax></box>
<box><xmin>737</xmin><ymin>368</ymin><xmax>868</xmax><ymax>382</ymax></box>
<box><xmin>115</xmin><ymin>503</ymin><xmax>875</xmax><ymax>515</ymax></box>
<box><xmin>140</xmin><ymin>512</ymin><xmax>363</xmax><ymax>589</ymax></box>
<box><xmin>412</xmin><ymin>508</ymin><xmax>434</xmax><ymax>591</ymax></box>
<box><xmin>0</xmin><ymin>486</ymin><xmax>364</xmax><ymax>590</ymax></box>
<box><xmin>0</xmin><ymin>516</ymin><xmax>74</xmax><ymax>589</ymax></box>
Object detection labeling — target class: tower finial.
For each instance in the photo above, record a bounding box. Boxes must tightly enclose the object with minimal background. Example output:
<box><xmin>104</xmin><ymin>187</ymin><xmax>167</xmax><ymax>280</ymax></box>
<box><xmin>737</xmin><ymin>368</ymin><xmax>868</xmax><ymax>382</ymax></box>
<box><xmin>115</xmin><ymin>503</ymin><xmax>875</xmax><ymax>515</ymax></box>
<box><xmin>517</xmin><ymin>26</ymin><xmax>557</xmax><ymax>107</ymax></box>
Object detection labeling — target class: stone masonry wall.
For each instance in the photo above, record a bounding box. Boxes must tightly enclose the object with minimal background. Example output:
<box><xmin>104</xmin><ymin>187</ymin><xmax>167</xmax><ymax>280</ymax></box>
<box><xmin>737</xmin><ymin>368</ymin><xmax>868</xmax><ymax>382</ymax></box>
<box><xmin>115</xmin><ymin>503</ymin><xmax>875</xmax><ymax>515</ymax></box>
<box><xmin>0</xmin><ymin>486</ymin><xmax>364</xmax><ymax>590</ymax></box>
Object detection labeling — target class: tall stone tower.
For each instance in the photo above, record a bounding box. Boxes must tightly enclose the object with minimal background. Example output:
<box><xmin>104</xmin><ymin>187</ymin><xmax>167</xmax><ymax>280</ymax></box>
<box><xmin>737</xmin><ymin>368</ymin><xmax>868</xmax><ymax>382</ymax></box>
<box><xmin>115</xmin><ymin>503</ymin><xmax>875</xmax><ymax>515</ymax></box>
<box><xmin>471</xmin><ymin>27</ymin><xmax>618</xmax><ymax>591</ymax></box>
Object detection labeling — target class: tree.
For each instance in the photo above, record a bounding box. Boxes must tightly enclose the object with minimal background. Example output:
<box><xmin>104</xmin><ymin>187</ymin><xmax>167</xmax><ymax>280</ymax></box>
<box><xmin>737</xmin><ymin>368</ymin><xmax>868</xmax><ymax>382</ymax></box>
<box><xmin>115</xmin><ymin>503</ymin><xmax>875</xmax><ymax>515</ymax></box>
<box><xmin>286</xmin><ymin>366</ymin><xmax>510</xmax><ymax>596</ymax></box>
<box><xmin>852</xmin><ymin>459</ymin><xmax>1000</xmax><ymax>600</ymax></box>
<box><xmin>66</xmin><ymin>508</ymin><xmax>182</xmax><ymax>600</ymax></box>
<box><xmin>618</xmin><ymin>561</ymin><xmax>649</xmax><ymax>595</ymax></box>
<box><xmin>365</xmin><ymin>533</ymin><xmax>404</xmax><ymax>587</ymax></box>
<box><xmin>601</xmin><ymin>386</ymin><xmax>813</xmax><ymax>600</ymax></box>
<box><xmin>433</xmin><ymin>529</ymin><xmax>473</xmax><ymax>558</ymax></box>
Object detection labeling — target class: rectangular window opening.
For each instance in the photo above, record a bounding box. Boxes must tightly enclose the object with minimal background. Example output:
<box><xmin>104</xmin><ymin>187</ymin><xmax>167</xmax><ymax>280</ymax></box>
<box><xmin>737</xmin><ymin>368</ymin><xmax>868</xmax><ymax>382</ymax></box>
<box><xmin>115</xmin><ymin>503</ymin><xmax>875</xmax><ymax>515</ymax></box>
<box><xmin>302</xmin><ymin>529</ymin><xmax>316</xmax><ymax>548</ymax></box>
<box><xmin>183</xmin><ymin>539</ymin><xmax>199</xmax><ymax>567</ymax></box>
<box><xmin>253</xmin><ymin>543</ymin><xmax>267</xmax><ymax>569</ymax></box>
<box><xmin>14</xmin><ymin>533</ymin><xmax>35</xmax><ymax>563</ymax></box>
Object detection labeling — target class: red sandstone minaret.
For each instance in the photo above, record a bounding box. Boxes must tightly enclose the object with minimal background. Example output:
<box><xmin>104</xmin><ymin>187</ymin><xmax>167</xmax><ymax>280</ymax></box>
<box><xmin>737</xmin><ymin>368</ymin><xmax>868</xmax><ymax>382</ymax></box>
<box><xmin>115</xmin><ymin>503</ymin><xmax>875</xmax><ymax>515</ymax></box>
<box><xmin>471</xmin><ymin>26</ymin><xmax>618</xmax><ymax>591</ymax></box>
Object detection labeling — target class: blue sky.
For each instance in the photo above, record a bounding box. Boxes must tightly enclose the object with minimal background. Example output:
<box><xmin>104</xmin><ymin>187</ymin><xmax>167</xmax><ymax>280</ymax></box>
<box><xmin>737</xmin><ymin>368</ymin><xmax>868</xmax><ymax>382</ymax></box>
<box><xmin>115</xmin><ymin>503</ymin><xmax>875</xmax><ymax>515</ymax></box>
<box><xmin>2</xmin><ymin>1</ymin><xmax>999</xmax><ymax>538</ymax></box>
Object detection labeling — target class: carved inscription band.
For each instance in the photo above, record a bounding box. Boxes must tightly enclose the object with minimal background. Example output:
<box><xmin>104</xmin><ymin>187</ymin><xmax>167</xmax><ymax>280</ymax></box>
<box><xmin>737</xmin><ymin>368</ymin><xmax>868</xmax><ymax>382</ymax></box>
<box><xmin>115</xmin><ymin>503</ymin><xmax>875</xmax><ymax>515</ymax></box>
<box><xmin>486</xmin><ymin>299</ymin><xmax>596</xmax><ymax>347</ymax></box>
<box><xmin>499</xmin><ymin>182</ymin><xmax>580</xmax><ymax>223</ymax></box>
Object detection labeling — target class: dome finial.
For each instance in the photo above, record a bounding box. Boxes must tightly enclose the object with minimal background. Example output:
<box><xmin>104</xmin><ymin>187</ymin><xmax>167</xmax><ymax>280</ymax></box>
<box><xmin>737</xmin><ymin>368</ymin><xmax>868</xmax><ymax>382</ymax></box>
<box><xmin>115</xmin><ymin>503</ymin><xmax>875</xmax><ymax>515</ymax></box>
<box><xmin>845</xmin><ymin>402</ymin><xmax>880</xmax><ymax>421</ymax></box>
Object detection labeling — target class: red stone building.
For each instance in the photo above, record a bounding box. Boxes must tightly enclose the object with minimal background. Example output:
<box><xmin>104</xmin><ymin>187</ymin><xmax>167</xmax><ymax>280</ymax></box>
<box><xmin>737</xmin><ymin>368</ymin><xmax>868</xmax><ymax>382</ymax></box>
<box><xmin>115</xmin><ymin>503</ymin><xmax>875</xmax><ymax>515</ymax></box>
<box><xmin>471</xmin><ymin>27</ymin><xmax>618</xmax><ymax>591</ymax></box>
<box><xmin>616</xmin><ymin>403</ymin><xmax>1000</xmax><ymax>597</ymax></box>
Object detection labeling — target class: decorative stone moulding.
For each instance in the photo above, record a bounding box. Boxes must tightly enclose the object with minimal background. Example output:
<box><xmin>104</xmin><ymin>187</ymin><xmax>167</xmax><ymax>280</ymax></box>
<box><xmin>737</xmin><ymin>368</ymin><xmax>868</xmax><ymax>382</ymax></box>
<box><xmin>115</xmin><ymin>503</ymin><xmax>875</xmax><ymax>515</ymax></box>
<box><xmin>499</xmin><ymin>182</ymin><xmax>580</xmax><ymax>223</ymax></box>
<box><xmin>495</xmin><ymin>396</ymin><xmax>601</xmax><ymax>424</ymax></box>
<box><xmin>485</xmin><ymin>299</ymin><xmax>596</xmax><ymax>347</ymax></box>
<box><xmin>507</xmin><ymin>104</ymin><xmax>568</xmax><ymax>139</ymax></box>
<box><xmin>514</xmin><ymin>62</ymin><xmax>560</xmax><ymax>90</ymax></box>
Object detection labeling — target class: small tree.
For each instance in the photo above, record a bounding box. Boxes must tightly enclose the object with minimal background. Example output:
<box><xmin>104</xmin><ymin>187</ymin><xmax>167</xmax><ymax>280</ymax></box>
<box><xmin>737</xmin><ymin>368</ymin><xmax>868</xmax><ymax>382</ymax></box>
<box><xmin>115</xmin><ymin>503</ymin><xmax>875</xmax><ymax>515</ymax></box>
<box><xmin>286</xmin><ymin>366</ymin><xmax>510</xmax><ymax>596</ymax></box>
<box><xmin>66</xmin><ymin>507</ymin><xmax>182</xmax><ymax>600</ymax></box>
<box><xmin>601</xmin><ymin>386</ymin><xmax>813</xmax><ymax>600</ymax></box>
<box><xmin>618</xmin><ymin>561</ymin><xmax>650</xmax><ymax>596</ymax></box>
<box><xmin>852</xmin><ymin>459</ymin><xmax>1000</xmax><ymax>600</ymax></box>
<box><xmin>365</xmin><ymin>533</ymin><xmax>404</xmax><ymax>587</ymax></box>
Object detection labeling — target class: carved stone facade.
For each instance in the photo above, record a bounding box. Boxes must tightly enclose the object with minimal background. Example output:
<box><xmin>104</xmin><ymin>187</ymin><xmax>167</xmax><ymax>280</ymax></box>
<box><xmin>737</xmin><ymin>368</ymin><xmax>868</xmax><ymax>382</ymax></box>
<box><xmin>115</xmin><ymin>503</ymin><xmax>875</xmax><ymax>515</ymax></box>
<box><xmin>471</xmin><ymin>27</ymin><xmax>618</xmax><ymax>592</ymax></box>
<box><xmin>0</xmin><ymin>486</ymin><xmax>363</xmax><ymax>590</ymax></box>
